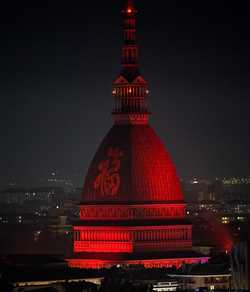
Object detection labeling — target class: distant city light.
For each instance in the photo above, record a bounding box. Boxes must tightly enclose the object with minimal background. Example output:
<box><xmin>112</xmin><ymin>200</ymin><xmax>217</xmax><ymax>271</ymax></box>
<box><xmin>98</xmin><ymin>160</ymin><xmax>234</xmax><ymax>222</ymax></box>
<box><xmin>223</xmin><ymin>177</ymin><xmax>250</xmax><ymax>185</ymax></box>
<box><xmin>191</xmin><ymin>178</ymin><xmax>199</xmax><ymax>184</ymax></box>
<box><xmin>222</xmin><ymin>217</ymin><xmax>229</xmax><ymax>224</ymax></box>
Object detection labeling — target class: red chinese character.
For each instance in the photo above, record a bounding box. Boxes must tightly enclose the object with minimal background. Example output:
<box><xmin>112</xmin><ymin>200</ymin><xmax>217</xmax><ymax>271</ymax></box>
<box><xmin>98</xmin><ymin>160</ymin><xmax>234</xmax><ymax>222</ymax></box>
<box><xmin>94</xmin><ymin>147</ymin><xmax>123</xmax><ymax>196</ymax></box>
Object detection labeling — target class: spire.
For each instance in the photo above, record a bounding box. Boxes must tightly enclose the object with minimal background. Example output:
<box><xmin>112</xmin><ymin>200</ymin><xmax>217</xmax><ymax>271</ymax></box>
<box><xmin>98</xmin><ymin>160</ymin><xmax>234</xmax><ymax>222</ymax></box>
<box><xmin>112</xmin><ymin>0</ymin><xmax>150</xmax><ymax>125</ymax></box>
<box><xmin>121</xmin><ymin>0</ymin><xmax>138</xmax><ymax>75</ymax></box>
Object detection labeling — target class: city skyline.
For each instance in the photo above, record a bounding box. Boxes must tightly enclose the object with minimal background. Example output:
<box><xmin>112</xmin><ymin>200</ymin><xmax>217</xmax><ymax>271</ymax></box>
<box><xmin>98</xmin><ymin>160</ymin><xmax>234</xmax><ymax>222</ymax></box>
<box><xmin>1</xmin><ymin>0</ymin><xmax>250</xmax><ymax>186</ymax></box>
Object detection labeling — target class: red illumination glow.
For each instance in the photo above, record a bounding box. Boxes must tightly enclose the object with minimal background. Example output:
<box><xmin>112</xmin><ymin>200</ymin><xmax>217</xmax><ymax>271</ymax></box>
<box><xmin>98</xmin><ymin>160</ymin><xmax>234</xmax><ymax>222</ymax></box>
<box><xmin>82</xmin><ymin>125</ymin><xmax>184</xmax><ymax>202</ymax></box>
<box><xmin>74</xmin><ymin>240</ymin><xmax>192</xmax><ymax>253</ymax></box>
<box><xmin>74</xmin><ymin>241</ymin><xmax>133</xmax><ymax>253</ymax></box>
<box><xmin>80</xmin><ymin>204</ymin><xmax>186</xmax><ymax>220</ymax></box>
<box><xmin>71</xmin><ymin>124</ymin><xmax>194</xmax><ymax>269</ymax></box>
<box><xmin>73</xmin><ymin>225</ymin><xmax>192</xmax><ymax>254</ymax></box>
<box><xmin>68</xmin><ymin>257</ymin><xmax>209</xmax><ymax>269</ymax></box>
<box><xmin>201</xmin><ymin>213</ymin><xmax>234</xmax><ymax>253</ymax></box>
<box><xmin>68</xmin><ymin>0</ymin><xmax>206</xmax><ymax>270</ymax></box>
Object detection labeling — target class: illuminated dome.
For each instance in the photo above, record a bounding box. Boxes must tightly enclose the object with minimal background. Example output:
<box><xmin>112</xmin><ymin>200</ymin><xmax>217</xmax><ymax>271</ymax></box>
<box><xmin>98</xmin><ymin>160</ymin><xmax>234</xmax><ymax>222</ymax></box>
<box><xmin>68</xmin><ymin>0</ymin><xmax>208</xmax><ymax>269</ymax></box>
<box><xmin>82</xmin><ymin>124</ymin><xmax>183</xmax><ymax>202</ymax></box>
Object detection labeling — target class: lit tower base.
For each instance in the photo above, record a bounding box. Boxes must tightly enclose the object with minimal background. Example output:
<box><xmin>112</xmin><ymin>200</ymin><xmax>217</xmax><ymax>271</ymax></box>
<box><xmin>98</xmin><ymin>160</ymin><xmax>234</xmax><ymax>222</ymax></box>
<box><xmin>68</xmin><ymin>0</ymin><xmax>208</xmax><ymax>269</ymax></box>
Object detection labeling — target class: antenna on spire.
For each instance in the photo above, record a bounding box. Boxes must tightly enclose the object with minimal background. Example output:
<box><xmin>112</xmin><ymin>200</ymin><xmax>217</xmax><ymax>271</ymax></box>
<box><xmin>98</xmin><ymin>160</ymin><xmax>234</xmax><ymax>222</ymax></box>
<box><xmin>125</xmin><ymin>0</ymin><xmax>134</xmax><ymax>8</ymax></box>
<box><xmin>121</xmin><ymin>0</ymin><xmax>138</xmax><ymax>68</ymax></box>
<box><xmin>123</xmin><ymin>0</ymin><xmax>136</xmax><ymax>14</ymax></box>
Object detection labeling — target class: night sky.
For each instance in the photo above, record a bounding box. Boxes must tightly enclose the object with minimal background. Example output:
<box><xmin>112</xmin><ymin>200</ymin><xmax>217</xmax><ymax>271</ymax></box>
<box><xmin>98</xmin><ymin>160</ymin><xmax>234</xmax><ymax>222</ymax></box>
<box><xmin>1</xmin><ymin>0</ymin><xmax>250</xmax><ymax>186</ymax></box>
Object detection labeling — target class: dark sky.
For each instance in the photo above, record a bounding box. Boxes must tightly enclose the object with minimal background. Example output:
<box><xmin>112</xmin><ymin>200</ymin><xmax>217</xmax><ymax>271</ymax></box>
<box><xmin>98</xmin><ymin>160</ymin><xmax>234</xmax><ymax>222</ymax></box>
<box><xmin>1</xmin><ymin>0</ymin><xmax>250</xmax><ymax>186</ymax></box>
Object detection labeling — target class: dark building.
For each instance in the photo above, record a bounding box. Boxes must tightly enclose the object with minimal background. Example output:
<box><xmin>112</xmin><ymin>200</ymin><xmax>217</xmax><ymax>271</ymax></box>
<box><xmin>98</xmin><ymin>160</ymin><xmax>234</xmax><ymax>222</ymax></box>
<box><xmin>231</xmin><ymin>240</ymin><xmax>250</xmax><ymax>290</ymax></box>
<box><xmin>169</xmin><ymin>263</ymin><xmax>231</xmax><ymax>290</ymax></box>
<box><xmin>0</xmin><ymin>256</ymin><xmax>101</xmax><ymax>292</ymax></box>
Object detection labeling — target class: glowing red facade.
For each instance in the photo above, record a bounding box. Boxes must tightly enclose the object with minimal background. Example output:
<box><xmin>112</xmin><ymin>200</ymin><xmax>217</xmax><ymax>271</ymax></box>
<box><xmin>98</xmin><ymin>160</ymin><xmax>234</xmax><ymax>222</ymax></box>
<box><xmin>68</xmin><ymin>0</ymin><xmax>208</xmax><ymax>268</ymax></box>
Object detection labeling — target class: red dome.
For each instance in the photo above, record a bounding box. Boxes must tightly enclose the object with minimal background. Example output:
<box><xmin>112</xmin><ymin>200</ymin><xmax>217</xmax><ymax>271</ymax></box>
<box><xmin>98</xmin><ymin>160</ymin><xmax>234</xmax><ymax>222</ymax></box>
<box><xmin>82</xmin><ymin>124</ymin><xmax>183</xmax><ymax>202</ymax></box>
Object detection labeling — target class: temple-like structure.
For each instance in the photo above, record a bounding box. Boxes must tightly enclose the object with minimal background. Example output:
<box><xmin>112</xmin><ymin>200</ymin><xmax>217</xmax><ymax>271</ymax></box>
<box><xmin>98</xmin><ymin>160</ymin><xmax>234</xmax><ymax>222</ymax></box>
<box><xmin>68</xmin><ymin>0</ymin><xmax>208</xmax><ymax>269</ymax></box>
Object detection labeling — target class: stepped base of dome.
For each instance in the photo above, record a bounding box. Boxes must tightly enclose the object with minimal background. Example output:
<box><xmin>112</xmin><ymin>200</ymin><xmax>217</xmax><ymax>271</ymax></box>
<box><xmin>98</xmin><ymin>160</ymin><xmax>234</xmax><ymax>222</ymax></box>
<box><xmin>72</xmin><ymin>223</ymin><xmax>193</xmax><ymax>252</ymax></box>
<box><xmin>79</xmin><ymin>202</ymin><xmax>186</xmax><ymax>221</ymax></box>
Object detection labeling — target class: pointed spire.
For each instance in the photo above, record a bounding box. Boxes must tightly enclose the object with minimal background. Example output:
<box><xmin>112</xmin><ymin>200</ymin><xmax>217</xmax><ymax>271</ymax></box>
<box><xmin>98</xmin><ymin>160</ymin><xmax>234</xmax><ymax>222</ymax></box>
<box><xmin>124</xmin><ymin>0</ymin><xmax>134</xmax><ymax>9</ymax></box>
<box><xmin>112</xmin><ymin>0</ymin><xmax>150</xmax><ymax>125</ymax></box>
<box><xmin>121</xmin><ymin>0</ymin><xmax>138</xmax><ymax>77</ymax></box>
